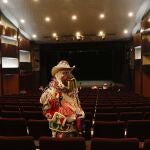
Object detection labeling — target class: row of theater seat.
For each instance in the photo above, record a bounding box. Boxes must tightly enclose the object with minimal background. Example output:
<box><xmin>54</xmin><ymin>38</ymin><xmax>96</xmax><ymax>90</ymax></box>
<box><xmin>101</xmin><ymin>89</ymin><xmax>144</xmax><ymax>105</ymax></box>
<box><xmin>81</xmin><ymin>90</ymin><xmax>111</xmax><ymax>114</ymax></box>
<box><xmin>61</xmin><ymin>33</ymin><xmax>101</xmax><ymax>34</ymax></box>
<box><xmin>0</xmin><ymin>104</ymin><xmax>42</xmax><ymax>111</ymax></box>
<box><xmin>2</xmin><ymin>110</ymin><xmax>150</xmax><ymax>122</ymax></box>
<box><xmin>84</xmin><ymin>119</ymin><xmax>150</xmax><ymax>141</ymax></box>
<box><xmin>83</xmin><ymin>106</ymin><xmax>150</xmax><ymax>113</ymax></box>
<box><xmin>85</xmin><ymin>112</ymin><xmax>150</xmax><ymax>121</ymax></box>
<box><xmin>1</xmin><ymin>117</ymin><xmax>150</xmax><ymax>142</ymax></box>
<box><xmin>2</xmin><ymin>106</ymin><xmax>150</xmax><ymax>121</ymax></box>
<box><xmin>0</xmin><ymin>110</ymin><xmax>45</xmax><ymax>120</ymax></box>
<box><xmin>82</xmin><ymin>103</ymin><xmax>150</xmax><ymax>109</ymax></box>
<box><xmin>0</xmin><ymin>118</ymin><xmax>51</xmax><ymax>139</ymax></box>
<box><xmin>0</xmin><ymin>136</ymin><xmax>150</xmax><ymax>150</ymax></box>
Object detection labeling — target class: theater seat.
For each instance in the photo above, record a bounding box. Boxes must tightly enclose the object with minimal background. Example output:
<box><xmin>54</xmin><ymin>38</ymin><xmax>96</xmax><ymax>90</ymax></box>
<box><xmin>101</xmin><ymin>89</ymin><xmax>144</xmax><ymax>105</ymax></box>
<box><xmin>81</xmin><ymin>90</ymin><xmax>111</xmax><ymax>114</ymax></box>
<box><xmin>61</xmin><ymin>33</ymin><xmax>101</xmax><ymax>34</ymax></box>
<box><xmin>93</xmin><ymin>121</ymin><xmax>126</xmax><ymax>138</ymax></box>
<box><xmin>119</xmin><ymin>112</ymin><xmax>143</xmax><ymax>121</ymax></box>
<box><xmin>39</xmin><ymin>136</ymin><xmax>86</xmax><ymax>150</ymax></box>
<box><xmin>143</xmin><ymin>139</ymin><xmax>150</xmax><ymax>150</ymax></box>
<box><xmin>1</xmin><ymin>110</ymin><xmax>22</xmax><ymax>118</ymax></box>
<box><xmin>91</xmin><ymin>138</ymin><xmax>139</xmax><ymax>150</ymax></box>
<box><xmin>0</xmin><ymin>117</ymin><xmax>27</xmax><ymax>136</ymax></box>
<box><xmin>94</xmin><ymin>113</ymin><xmax>118</xmax><ymax>121</ymax></box>
<box><xmin>0</xmin><ymin>136</ymin><xmax>36</xmax><ymax>150</ymax></box>
<box><xmin>22</xmin><ymin>111</ymin><xmax>45</xmax><ymax>120</ymax></box>
<box><xmin>127</xmin><ymin>120</ymin><xmax>150</xmax><ymax>141</ymax></box>
<box><xmin>28</xmin><ymin>119</ymin><xmax>52</xmax><ymax>139</ymax></box>
<box><xmin>82</xmin><ymin>119</ymin><xmax>92</xmax><ymax>140</ymax></box>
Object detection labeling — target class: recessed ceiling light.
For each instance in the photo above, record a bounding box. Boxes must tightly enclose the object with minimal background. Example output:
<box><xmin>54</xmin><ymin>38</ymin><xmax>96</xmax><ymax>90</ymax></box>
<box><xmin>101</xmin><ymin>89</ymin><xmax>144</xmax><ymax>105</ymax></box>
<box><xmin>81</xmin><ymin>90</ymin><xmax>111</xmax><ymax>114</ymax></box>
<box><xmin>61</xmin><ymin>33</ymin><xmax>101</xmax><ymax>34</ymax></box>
<box><xmin>20</xmin><ymin>19</ymin><xmax>25</xmax><ymax>24</ymax></box>
<box><xmin>75</xmin><ymin>32</ymin><xmax>83</xmax><ymax>40</ymax></box>
<box><xmin>52</xmin><ymin>32</ymin><xmax>57</xmax><ymax>37</ymax></box>
<box><xmin>45</xmin><ymin>17</ymin><xmax>51</xmax><ymax>22</ymax></box>
<box><xmin>124</xmin><ymin>29</ymin><xmax>128</xmax><ymax>34</ymax></box>
<box><xmin>3</xmin><ymin>0</ymin><xmax>8</xmax><ymax>3</ymax></box>
<box><xmin>98</xmin><ymin>31</ymin><xmax>105</xmax><ymax>39</ymax></box>
<box><xmin>32</xmin><ymin>34</ymin><xmax>37</xmax><ymax>38</ymax></box>
<box><xmin>71</xmin><ymin>15</ymin><xmax>77</xmax><ymax>20</ymax></box>
<box><xmin>75</xmin><ymin>32</ymin><xmax>81</xmax><ymax>36</ymax></box>
<box><xmin>52</xmin><ymin>33</ymin><xmax>59</xmax><ymax>40</ymax></box>
<box><xmin>128</xmin><ymin>12</ymin><xmax>133</xmax><ymax>17</ymax></box>
<box><xmin>33</xmin><ymin>0</ymin><xmax>39</xmax><ymax>1</ymax></box>
<box><xmin>98</xmin><ymin>31</ymin><xmax>104</xmax><ymax>36</ymax></box>
<box><xmin>99</xmin><ymin>13</ymin><xmax>105</xmax><ymax>19</ymax></box>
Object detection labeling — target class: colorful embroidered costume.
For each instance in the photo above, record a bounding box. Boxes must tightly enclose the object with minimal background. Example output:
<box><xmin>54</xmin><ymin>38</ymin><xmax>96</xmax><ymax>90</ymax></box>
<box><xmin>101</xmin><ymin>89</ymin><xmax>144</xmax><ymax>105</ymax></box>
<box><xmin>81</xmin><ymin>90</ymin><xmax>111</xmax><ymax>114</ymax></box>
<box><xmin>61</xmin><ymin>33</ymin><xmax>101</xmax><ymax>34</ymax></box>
<box><xmin>40</xmin><ymin>60</ymin><xmax>85</xmax><ymax>137</ymax></box>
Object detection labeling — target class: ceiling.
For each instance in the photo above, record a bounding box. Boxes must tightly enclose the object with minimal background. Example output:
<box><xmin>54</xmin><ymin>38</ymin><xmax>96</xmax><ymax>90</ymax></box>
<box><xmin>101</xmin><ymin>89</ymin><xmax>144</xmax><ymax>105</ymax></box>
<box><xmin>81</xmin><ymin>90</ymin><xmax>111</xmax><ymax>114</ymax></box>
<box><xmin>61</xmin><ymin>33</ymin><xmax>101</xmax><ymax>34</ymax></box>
<box><xmin>0</xmin><ymin>0</ymin><xmax>149</xmax><ymax>43</ymax></box>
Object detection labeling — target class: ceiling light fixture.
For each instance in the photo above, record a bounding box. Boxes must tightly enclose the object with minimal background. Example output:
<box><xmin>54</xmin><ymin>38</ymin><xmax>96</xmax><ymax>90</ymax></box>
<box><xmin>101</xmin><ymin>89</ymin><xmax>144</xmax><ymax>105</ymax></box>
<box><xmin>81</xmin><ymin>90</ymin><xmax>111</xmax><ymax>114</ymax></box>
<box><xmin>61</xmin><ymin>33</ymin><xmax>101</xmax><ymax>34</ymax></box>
<box><xmin>128</xmin><ymin>12</ymin><xmax>133</xmax><ymax>17</ymax></box>
<box><xmin>75</xmin><ymin>32</ymin><xmax>81</xmax><ymax>39</ymax></box>
<box><xmin>99</xmin><ymin>13</ymin><xmax>105</xmax><ymax>19</ymax></box>
<box><xmin>75</xmin><ymin>32</ymin><xmax>81</xmax><ymax>36</ymax></box>
<box><xmin>52</xmin><ymin>32</ymin><xmax>59</xmax><ymax>40</ymax></box>
<box><xmin>98</xmin><ymin>31</ymin><xmax>104</xmax><ymax>36</ymax></box>
<box><xmin>52</xmin><ymin>32</ymin><xmax>57</xmax><ymax>37</ymax></box>
<box><xmin>72</xmin><ymin>15</ymin><xmax>77</xmax><ymax>20</ymax></box>
<box><xmin>98</xmin><ymin>30</ymin><xmax>105</xmax><ymax>39</ymax></box>
<box><xmin>45</xmin><ymin>17</ymin><xmax>51</xmax><ymax>22</ymax></box>
<box><xmin>3</xmin><ymin>0</ymin><xmax>8</xmax><ymax>4</ymax></box>
<box><xmin>75</xmin><ymin>32</ymin><xmax>84</xmax><ymax>40</ymax></box>
<box><xmin>32</xmin><ymin>34</ymin><xmax>37</xmax><ymax>38</ymax></box>
<box><xmin>124</xmin><ymin>29</ymin><xmax>128</xmax><ymax>34</ymax></box>
<box><xmin>20</xmin><ymin>19</ymin><xmax>25</xmax><ymax>24</ymax></box>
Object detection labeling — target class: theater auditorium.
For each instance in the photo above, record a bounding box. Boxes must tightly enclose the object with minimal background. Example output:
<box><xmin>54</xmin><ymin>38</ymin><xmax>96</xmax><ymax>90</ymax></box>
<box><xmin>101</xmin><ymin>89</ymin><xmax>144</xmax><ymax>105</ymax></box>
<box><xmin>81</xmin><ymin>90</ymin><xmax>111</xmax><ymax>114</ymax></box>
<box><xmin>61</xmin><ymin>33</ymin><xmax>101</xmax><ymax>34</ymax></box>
<box><xmin>0</xmin><ymin>0</ymin><xmax>150</xmax><ymax>150</ymax></box>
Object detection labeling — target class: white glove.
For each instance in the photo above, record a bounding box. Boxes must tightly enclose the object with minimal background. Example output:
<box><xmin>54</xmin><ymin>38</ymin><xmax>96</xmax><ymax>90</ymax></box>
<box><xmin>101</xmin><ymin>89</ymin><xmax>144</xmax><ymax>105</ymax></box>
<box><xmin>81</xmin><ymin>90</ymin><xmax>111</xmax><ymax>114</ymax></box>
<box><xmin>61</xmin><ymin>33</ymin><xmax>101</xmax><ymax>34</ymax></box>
<box><xmin>76</xmin><ymin>109</ymin><xmax>85</xmax><ymax>118</ymax></box>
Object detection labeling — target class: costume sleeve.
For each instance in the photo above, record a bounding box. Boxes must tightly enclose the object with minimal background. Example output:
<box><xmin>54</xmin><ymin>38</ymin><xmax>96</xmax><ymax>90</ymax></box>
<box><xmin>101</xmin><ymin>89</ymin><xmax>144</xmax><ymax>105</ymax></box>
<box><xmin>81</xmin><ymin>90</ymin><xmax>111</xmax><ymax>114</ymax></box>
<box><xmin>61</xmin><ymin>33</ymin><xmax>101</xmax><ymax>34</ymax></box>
<box><xmin>40</xmin><ymin>88</ymin><xmax>59</xmax><ymax>119</ymax></box>
<box><xmin>40</xmin><ymin>88</ymin><xmax>51</xmax><ymax>104</ymax></box>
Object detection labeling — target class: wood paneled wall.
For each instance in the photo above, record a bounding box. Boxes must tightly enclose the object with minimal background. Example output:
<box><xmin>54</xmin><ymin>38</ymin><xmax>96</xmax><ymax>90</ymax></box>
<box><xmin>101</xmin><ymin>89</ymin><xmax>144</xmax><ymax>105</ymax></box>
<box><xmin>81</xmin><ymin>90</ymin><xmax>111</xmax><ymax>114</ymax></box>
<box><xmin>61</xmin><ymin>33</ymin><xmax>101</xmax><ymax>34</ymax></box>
<box><xmin>133</xmin><ymin>11</ymin><xmax>150</xmax><ymax>97</ymax></box>
<box><xmin>0</xmin><ymin>73</ymin><xmax>1</xmax><ymax>95</ymax></box>
<box><xmin>134</xmin><ymin>70</ymin><xmax>141</xmax><ymax>94</ymax></box>
<box><xmin>143</xmin><ymin>70</ymin><xmax>150</xmax><ymax>97</ymax></box>
<box><xmin>2</xmin><ymin>74</ymin><xmax>19</xmax><ymax>95</ymax></box>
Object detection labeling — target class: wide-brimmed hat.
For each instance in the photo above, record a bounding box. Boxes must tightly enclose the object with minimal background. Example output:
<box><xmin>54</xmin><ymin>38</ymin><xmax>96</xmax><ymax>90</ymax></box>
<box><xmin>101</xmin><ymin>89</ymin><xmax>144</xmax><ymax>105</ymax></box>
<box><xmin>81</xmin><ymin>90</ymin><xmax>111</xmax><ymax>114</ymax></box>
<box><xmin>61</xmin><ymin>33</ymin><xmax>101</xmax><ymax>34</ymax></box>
<box><xmin>51</xmin><ymin>60</ymin><xmax>75</xmax><ymax>76</ymax></box>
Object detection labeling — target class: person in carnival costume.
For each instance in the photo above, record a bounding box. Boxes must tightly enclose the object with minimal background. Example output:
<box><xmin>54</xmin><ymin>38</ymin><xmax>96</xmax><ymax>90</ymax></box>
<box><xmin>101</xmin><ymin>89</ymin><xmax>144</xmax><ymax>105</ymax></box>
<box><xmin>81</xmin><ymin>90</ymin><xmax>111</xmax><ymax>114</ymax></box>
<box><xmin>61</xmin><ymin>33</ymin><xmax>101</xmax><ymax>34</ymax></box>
<box><xmin>40</xmin><ymin>60</ymin><xmax>85</xmax><ymax>138</ymax></box>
